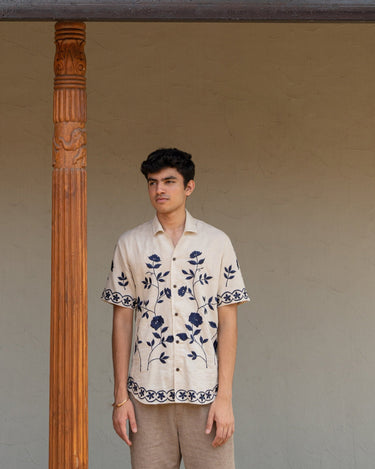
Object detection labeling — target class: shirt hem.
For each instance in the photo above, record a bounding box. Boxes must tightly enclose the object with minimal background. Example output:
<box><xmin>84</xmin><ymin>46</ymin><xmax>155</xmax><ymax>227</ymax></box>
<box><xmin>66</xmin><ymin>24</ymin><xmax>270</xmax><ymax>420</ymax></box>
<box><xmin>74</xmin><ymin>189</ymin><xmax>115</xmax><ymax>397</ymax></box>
<box><xmin>128</xmin><ymin>376</ymin><xmax>218</xmax><ymax>405</ymax></box>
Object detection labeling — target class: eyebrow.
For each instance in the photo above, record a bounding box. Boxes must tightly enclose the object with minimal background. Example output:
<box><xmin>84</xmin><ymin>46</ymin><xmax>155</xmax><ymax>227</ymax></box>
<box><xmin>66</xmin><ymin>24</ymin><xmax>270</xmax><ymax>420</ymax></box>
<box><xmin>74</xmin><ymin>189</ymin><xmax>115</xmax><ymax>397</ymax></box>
<box><xmin>147</xmin><ymin>176</ymin><xmax>178</xmax><ymax>182</ymax></box>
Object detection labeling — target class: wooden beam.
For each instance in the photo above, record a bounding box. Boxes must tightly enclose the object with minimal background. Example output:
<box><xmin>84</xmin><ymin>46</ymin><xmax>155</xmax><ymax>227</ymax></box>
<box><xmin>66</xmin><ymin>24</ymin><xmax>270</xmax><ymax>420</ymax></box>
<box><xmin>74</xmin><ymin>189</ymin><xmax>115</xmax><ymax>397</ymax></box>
<box><xmin>1</xmin><ymin>0</ymin><xmax>375</xmax><ymax>22</ymax></box>
<box><xmin>49</xmin><ymin>21</ymin><xmax>88</xmax><ymax>469</ymax></box>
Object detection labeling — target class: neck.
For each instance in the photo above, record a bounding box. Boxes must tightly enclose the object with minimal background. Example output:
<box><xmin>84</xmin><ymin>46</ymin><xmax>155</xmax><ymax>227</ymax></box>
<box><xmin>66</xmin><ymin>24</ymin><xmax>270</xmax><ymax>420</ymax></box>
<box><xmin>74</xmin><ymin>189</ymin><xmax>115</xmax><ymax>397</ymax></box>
<box><xmin>157</xmin><ymin>207</ymin><xmax>186</xmax><ymax>233</ymax></box>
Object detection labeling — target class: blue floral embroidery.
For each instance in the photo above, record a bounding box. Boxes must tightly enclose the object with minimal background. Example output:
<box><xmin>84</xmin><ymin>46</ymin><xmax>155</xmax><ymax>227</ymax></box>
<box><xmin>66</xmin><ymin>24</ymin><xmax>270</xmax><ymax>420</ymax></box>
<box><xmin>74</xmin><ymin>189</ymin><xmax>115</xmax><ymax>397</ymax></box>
<box><xmin>128</xmin><ymin>376</ymin><xmax>217</xmax><ymax>404</ymax></box>
<box><xmin>136</xmin><ymin>254</ymin><xmax>173</xmax><ymax>370</ymax></box>
<box><xmin>209</xmin><ymin>320</ymin><xmax>218</xmax><ymax>363</ymax></box>
<box><xmin>216</xmin><ymin>288</ymin><xmax>249</xmax><ymax>306</ymax></box>
<box><xmin>224</xmin><ymin>265</ymin><xmax>236</xmax><ymax>287</ymax></box>
<box><xmin>117</xmin><ymin>271</ymin><xmax>129</xmax><ymax>289</ymax></box>
<box><xmin>178</xmin><ymin>251</ymin><xmax>216</xmax><ymax>367</ymax></box>
<box><xmin>101</xmin><ymin>288</ymin><xmax>136</xmax><ymax>308</ymax></box>
<box><xmin>134</xmin><ymin>335</ymin><xmax>143</xmax><ymax>371</ymax></box>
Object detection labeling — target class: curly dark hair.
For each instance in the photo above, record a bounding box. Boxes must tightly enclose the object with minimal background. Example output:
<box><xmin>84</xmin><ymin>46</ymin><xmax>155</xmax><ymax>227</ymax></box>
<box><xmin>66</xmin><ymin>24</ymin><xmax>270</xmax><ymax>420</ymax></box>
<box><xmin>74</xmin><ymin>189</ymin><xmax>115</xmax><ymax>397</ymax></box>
<box><xmin>141</xmin><ymin>148</ymin><xmax>195</xmax><ymax>187</ymax></box>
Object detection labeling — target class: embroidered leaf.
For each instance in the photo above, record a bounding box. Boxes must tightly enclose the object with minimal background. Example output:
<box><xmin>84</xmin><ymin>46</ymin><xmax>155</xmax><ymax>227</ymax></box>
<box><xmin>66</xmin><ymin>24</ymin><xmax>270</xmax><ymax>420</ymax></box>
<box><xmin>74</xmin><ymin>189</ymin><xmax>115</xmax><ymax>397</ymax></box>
<box><xmin>194</xmin><ymin>329</ymin><xmax>201</xmax><ymax>336</ymax></box>
<box><xmin>188</xmin><ymin>260</ymin><xmax>197</xmax><ymax>266</ymax></box>
<box><xmin>198</xmin><ymin>259</ymin><xmax>205</xmax><ymax>265</ymax></box>
<box><xmin>159</xmin><ymin>351</ymin><xmax>169</xmax><ymax>364</ymax></box>
<box><xmin>185</xmin><ymin>324</ymin><xmax>193</xmax><ymax>331</ymax></box>
<box><xmin>161</xmin><ymin>326</ymin><xmax>168</xmax><ymax>333</ymax></box>
<box><xmin>156</xmin><ymin>272</ymin><xmax>162</xmax><ymax>280</ymax></box>
<box><xmin>147</xmin><ymin>341</ymin><xmax>151</xmax><ymax>347</ymax></box>
<box><xmin>166</xmin><ymin>335</ymin><xmax>174</xmax><ymax>343</ymax></box>
<box><xmin>159</xmin><ymin>278</ymin><xmax>165</xmax><ymax>283</ymax></box>
<box><xmin>200</xmin><ymin>336</ymin><xmax>204</xmax><ymax>344</ymax></box>
<box><xmin>146</xmin><ymin>263</ymin><xmax>153</xmax><ymax>269</ymax></box>
<box><xmin>163</xmin><ymin>271</ymin><xmax>170</xmax><ymax>277</ymax></box>
<box><xmin>153</xmin><ymin>263</ymin><xmax>161</xmax><ymax>269</ymax></box>
<box><xmin>153</xmin><ymin>332</ymin><xmax>161</xmax><ymax>339</ymax></box>
<box><xmin>182</xmin><ymin>270</ymin><xmax>188</xmax><ymax>275</ymax></box>
<box><xmin>188</xmin><ymin>351</ymin><xmax>197</xmax><ymax>360</ymax></box>
<box><xmin>157</xmin><ymin>299</ymin><xmax>164</xmax><ymax>303</ymax></box>
<box><xmin>151</xmin><ymin>338</ymin><xmax>155</xmax><ymax>347</ymax></box>
<box><xmin>142</xmin><ymin>312</ymin><xmax>149</xmax><ymax>319</ymax></box>
<box><xmin>202</xmin><ymin>338</ymin><xmax>208</xmax><ymax>344</ymax></box>
<box><xmin>177</xmin><ymin>333</ymin><xmax>188</xmax><ymax>341</ymax></box>
<box><xmin>164</xmin><ymin>288</ymin><xmax>171</xmax><ymax>299</ymax></box>
<box><xmin>209</xmin><ymin>321</ymin><xmax>217</xmax><ymax>329</ymax></box>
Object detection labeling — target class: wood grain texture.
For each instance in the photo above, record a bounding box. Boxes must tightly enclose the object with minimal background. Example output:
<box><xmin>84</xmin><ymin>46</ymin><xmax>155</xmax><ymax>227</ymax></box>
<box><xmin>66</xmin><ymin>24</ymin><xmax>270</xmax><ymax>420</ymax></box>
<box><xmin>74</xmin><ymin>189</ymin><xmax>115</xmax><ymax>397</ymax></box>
<box><xmin>49</xmin><ymin>21</ymin><xmax>88</xmax><ymax>469</ymax></box>
<box><xmin>1</xmin><ymin>0</ymin><xmax>375</xmax><ymax>21</ymax></box>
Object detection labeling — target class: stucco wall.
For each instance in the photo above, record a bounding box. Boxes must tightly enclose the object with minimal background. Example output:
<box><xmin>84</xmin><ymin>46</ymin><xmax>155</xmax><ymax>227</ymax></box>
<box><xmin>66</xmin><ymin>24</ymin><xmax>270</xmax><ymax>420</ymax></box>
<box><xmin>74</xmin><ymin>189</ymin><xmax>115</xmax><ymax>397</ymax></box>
<box><xmin>1</xmin><ymin>22</ymin><xmax>375</xmax><ymax>469</ymax></box>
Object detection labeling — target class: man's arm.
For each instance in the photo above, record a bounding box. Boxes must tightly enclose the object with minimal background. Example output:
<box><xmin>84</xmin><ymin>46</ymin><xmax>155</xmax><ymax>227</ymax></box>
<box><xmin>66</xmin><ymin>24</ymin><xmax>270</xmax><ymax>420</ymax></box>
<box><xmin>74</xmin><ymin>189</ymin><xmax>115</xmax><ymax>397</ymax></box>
<box><xmin>205</xmin><ymin>303</ymin><xmax>238</xmax><ymax>447</ymax></box>
<box><xmin>112</xmin><ymin>304</ymin><xmax>137</xmax><ymax>446</ymax></box>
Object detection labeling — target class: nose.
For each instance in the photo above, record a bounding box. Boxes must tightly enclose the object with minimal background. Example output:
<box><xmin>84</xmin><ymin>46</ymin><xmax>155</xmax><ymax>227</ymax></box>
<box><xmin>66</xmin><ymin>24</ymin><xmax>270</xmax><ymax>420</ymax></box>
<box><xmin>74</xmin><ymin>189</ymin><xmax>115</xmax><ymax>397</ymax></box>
<box><xmin>156</xmin><ymin>183</ymin><xmax>165</xmax><ymax>194</ymax></box>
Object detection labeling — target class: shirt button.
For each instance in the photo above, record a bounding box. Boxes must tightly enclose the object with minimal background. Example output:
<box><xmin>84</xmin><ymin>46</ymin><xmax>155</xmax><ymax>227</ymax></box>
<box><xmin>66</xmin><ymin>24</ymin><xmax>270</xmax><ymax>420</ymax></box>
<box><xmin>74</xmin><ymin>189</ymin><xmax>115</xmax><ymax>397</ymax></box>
<box><xmin>173</xmin><ymin>284</ymin><xmax>177</xmax><ymax>288</ymax></box>
<box><xmin>176</xmin><ymin>368</ymin><xmax>180</xmax><ymax>372</ymax></box>
<box><xmin>176</xmin><ymin>340</ymin><xmax>180</xmax><ymax>344</ymax></box>
<box><xmin>173</xmin><ymin>257</ymin><xmax>176</xmax><ymax>261</ymax></box>
<box><xmin>174</xmin><ymin>312</ymin><xmax>178</xmax><ymax>316</ymax></box>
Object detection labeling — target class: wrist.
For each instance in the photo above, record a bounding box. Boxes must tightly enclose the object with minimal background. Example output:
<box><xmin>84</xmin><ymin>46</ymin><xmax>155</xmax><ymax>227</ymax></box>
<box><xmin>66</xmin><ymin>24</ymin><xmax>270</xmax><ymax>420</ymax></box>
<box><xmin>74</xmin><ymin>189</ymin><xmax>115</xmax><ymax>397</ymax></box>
<box><xmin>114</xmin><ymin>385</ymin><xmax>129</xmax><ymax>402</ymax></box>
<box><xmin>216</xmin><ymin>389</ymin><xmax>232</xmax><ymax>401</ymax></box>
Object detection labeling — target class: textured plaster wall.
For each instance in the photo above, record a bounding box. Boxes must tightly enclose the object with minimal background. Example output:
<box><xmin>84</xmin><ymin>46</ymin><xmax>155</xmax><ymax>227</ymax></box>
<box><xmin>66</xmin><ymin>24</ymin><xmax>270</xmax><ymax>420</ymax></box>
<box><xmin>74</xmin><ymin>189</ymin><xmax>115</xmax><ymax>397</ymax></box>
<box><xmin>1</xmin><ymin>22</ymin><xmax>375</xmax><ymax>469</ymax></box>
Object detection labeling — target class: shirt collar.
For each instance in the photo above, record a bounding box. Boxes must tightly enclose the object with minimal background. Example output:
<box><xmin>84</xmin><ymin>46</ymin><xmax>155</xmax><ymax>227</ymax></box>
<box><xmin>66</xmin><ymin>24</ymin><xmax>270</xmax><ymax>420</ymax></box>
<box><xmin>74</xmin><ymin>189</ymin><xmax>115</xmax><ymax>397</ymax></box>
<box><xmin>151</xmin><ymin>210</ymin><xmax>198</xmax><ymax>236</ymax></box>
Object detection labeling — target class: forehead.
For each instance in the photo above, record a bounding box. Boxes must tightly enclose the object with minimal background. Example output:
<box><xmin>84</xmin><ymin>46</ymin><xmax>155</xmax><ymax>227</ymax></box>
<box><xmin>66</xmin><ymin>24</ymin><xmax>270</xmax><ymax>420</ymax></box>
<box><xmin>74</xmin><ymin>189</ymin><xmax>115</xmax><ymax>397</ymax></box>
<box><xmin>147</xmin><ymin>167</ymin><xmax>183</xmax><ymax>181</ymax></box>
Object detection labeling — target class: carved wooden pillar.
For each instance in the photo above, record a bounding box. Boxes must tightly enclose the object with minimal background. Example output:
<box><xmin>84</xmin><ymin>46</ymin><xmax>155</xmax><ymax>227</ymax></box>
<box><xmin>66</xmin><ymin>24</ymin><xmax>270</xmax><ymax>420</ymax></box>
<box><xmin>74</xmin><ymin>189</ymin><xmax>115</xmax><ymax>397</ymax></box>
<box><xmin>49</xmin><ymin>22</ymin><xmax>88</xmax><ymax>469</ymax></box>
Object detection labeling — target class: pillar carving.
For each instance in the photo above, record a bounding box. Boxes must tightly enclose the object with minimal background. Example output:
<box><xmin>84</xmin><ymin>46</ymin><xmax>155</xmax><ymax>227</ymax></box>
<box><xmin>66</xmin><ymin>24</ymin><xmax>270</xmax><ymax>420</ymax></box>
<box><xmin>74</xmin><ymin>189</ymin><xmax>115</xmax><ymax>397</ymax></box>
<box><xmin>49</xmin><ymin>22</ymin><xmax>88</xmax><ymax>469</ymax></box>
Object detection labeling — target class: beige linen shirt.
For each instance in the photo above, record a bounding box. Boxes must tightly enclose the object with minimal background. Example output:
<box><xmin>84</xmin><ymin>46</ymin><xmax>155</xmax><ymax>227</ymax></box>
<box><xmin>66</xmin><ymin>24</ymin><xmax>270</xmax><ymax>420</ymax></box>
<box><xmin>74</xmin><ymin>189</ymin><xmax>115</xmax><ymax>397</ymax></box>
<box><xmin>102</xmin><ymin>211</ymin><xmax>249</xmax><ymax>405</ymax></box>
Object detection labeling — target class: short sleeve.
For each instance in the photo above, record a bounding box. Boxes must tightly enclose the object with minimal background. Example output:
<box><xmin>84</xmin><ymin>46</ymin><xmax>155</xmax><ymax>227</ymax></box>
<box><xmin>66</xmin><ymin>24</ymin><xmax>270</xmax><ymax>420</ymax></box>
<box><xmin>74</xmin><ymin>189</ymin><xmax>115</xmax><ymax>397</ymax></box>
<box><xmin>101</xmin><ymin>239</ymin><xmax>137</xmax><ymax>309</ymax></box>
<box><xmin>216</xmin><ymin>235</ymin><xmax>250</xmax><ymax>307</ymax></box>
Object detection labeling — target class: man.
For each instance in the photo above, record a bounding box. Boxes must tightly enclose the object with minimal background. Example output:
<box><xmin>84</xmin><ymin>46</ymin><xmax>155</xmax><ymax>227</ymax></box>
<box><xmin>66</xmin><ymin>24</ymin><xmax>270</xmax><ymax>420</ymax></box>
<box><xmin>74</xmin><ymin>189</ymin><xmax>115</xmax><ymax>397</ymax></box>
<box><xmin>101</xmin><ymin>148</ymin><xmax>249</xmax><ymax>469</ymax></box>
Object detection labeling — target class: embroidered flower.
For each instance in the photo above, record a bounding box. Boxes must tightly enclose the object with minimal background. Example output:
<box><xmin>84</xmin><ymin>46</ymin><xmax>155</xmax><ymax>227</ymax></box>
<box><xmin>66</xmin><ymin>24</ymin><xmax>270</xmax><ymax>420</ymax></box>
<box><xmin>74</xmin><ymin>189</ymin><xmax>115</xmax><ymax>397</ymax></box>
<box><xmin>190</xmin><ymin>250</ymin><xmax>202</xmax><ymax>258</ymax></box>
<box><xmin>178</xmin><ymin>286</ymin><xmax>187</xmax><ymax>297</ymax></box>
<box><xmin>151</xmin><ymin>315</ymin><xmax>164</xmax><ymax>330</ymax></box>
<box><xmin>149</xmin><ymin>254</ymin><xmax>161</xmax><ymax>262</ymax></box>
<box><xmin>189</xmin><ymin>312</ymin><xmax>203</xmax><ymax>327</ymax></box>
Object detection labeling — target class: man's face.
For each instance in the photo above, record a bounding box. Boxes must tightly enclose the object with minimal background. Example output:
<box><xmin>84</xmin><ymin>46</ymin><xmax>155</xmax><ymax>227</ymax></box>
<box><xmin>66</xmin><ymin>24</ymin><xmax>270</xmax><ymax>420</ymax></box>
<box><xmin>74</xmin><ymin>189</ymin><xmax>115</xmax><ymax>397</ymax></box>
<box><xmin>147</xmin><ymin>167</ymin><xmax>195</xmax><ymax>216</ymax></box>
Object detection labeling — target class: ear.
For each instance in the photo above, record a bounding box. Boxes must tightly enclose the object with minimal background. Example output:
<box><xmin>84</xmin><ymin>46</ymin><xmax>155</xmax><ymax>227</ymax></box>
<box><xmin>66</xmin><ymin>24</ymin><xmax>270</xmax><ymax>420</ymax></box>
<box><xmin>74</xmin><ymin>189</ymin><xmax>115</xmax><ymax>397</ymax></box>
<box><xmin>185</xmin><ymin>179</ymin><xmax>195</xmax><ymax>197</ymax></box>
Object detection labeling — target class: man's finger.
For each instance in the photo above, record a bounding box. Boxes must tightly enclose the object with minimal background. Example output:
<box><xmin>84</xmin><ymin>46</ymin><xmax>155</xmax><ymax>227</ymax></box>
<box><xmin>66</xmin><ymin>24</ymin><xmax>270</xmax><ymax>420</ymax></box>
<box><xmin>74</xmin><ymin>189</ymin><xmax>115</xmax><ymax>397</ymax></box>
<box><xmin>212</xmin><ymin>423</ymin><xmax>225</xmax><ymax>447</ymax></box>
<box><xmin>122</xmin><ymin>421</ymin><xmax>132</xmax><ymax>447</ymax></box>
<box><xmin>127</xmin><ymin>404</ymin><xmax>138</xmax><ymax>433</ymax></box>
<box><xmin>205</xmin><ymin>408</ymin><xmax>214</xmax><ymax>434</ymax></box>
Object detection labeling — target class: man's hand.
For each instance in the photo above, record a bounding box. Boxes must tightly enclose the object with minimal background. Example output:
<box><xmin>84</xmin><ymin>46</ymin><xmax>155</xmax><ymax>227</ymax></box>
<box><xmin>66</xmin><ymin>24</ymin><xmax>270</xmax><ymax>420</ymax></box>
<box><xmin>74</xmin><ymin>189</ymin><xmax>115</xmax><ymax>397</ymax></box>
<box><xmin>112</xmin><ymin>399</ymin><xmax>137</xmax><ymax>446</ymax></box>
<box><xmin>205</xmin><ymin>396</ymin><xmax>235</xmax><ymax>447</ymax></box>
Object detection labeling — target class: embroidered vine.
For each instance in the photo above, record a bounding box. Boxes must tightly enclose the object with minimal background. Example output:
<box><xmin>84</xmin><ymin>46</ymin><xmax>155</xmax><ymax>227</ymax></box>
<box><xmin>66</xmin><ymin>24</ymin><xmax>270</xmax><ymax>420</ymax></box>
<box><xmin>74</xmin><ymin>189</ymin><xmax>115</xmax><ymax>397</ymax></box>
<box><xmin>136</xmin><ymin>254</ymin><xmax>173</xmax><ymax>370</ymax></box>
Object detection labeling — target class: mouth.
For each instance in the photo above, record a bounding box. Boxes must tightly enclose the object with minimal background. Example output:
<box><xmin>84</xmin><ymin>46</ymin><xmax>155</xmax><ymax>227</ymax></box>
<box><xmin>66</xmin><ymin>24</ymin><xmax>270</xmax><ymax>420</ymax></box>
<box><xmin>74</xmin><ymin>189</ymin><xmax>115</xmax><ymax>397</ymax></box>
<box><xmin>156</xmin><ymin>197</ymin><xmax>169</xmax><ymax>202</ymax></box>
